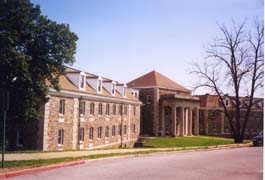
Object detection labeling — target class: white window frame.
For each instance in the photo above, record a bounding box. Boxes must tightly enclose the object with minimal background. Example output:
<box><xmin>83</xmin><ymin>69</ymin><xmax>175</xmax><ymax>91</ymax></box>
<box><xmin>111</xmin><ymin>83</ymin><xmax>116</xmax><ymax>96</ymax></box>
<box><xmin>98</xmin><ymin>127</ymin><xmax>102</xmax><ymax>139</ymax></box>
<box><xmin>97</xmin><ymin>77</ymin><xmax>103</xmax><ymax>93</ymax></box>
<box><xmin>59</xmin><ymin>99</ymin><xmax>65</xmax><ymax>115</ymax></box>
<box><xmin>79</xmin><ymin>127</ymin><xmax>84</xmax><ymax>142</ymax></box>
<box><xmin>58</xmin><ymin>129</ymin><xmax>64</xmax><ymax>146</ymax></box>
<box><xmin>80</xmin><ymin>101</ymin><xmax>85</xmax><ymax>115</ymax></box>
<box><xmin>89</xmin><ymin>127</ymin><xmax>94</xmax><ymax>140</ymax></box>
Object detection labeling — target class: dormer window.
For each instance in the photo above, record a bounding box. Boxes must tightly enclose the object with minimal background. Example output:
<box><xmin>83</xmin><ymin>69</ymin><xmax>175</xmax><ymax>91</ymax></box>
<box><xmin>123</xmin><ymin>86</ymin><xmax>127</xmax><ymax>97</ymax></box>
<box><xmin>223</xmin><ymin>98</ymin><xmax>229</xmax><ymax>107</ymax></box>
<box><xmin>97</xmin><ymin>77</ymin><xmax>102</xmax><ymax>93</ymax></box>
<box><xmin>80</xmin><ymin>76</ymin><xmax>85</xmax><ymax>89</ymax></box>
<box><xmin>111</xmin><ymin>83</ymin><xmax>116</xmax><ymax>95</ymax></box>
<box><xmin>79</xmin><ymin>72</ymin><xmax>86</xmax><ymax>90</ymax></box>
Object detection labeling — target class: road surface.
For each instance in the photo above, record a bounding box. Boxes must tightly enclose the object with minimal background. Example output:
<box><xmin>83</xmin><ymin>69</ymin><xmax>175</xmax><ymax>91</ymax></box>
<box><xmin>10</xmin><ymin>147</ymin><xmax>263</xmax><ymax>180</ymax></box>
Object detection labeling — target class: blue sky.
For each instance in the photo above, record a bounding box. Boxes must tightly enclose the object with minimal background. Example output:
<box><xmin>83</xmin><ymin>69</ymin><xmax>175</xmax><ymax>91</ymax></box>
<box><xmin>32</xmin><ymin>0</ymin><xmax>263</xmax><ymax>95</ymax></box>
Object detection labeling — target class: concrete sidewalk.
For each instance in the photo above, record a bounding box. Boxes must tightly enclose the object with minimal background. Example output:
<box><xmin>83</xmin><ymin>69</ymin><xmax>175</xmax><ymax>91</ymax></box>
<box><xmin>5</xmin><ymin>143</ymin><xmax>251</xmax><ymax>161</ymax></box>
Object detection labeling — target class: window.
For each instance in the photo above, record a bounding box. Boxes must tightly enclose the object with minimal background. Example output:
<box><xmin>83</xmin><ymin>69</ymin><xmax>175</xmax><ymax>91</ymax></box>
<box><xmin>89</xmin><ymin>127</ymin><xmax>94</xmax><ymax>140</ymax></box>
<box><xmin>16</xmin><ymin>129</ymin><xmax>23</xmax><ymax>147</ymax></box>
<box><xmin>112</xmin><ymin>125</ymin><xmax>115</xmax><ymax>136</ymax></box>
<box><xmin>80</xmin><ymin>75</ymin><xmax>85</xmax><ymax>89</ymax></box>
<box><xmin>123</xmin><ymin>87</ymin><xmax>127</xmax><ymax>97</ymax></box>
<box><xmin>58</xmin><ymin>129</ymin><xmax>64</xmax><ymax>145</ymax></box>
<box><xmin>146</xmin><ymin>95</ymin><xmax>152</xmax><ymax>104</ymax></box>
<box><xmin>111</xmin><ymin>83</ymin><xmax>116</xmax><ymax>95</ymax></box>
<box><xmin>224</xmin><ymin>99</ymin><xmax>229</xmax><ymax>106</ymax></box>
<box><xmin>133</xmin><ymin>124</ymin><xmax>136</xmax><ymax>133</ymax></box>
<box><xmin>90</xmin><ymin>102</ymin><xmax>94</xmax><ymax>115</ymax></box>
<box><xmin>98</xmin><ymin>103</ymin><xmax>103</xmax><ymax>115</ymax></box>
<box><xmin>105</xmin><ymin>126</ymin><xmax>109</xmax><ymax>138</ymax></box>
<box><xmin>133</xmin><ymin>106</ymin><xmax>136</xmax><ymax>115</ymax></box>
<box><xmin>79</xmin><ymin>128</ymin><xmax>84</xmax><ymax>142</ymax></box>
<box><xmin>119</xmin><ymin>105</ymin><xmax>122</xmax><ymax>115</ymax></box>
<box><xmin>118</xmin><ymin>125</ymin><xmax>122</xmax><ymax>136</ymax></box>
<box><xmin>97</xmin><ymin>127</ymin><xmax>102</xmax><ymax>139</ymax></box>
<box><xmin>59</xmin><ymin>99</ymin><xmax>65</xmax><ymax>115</ymax></box>
<box><xmin>98</xmin><ymin>79</ymin><xmax>102</xmax><ymax>92</ymax></box>
<box><xmin>106</xmin><ymin>104</ymin><xmax>110</xmax><ymax>115</ymax></box>
<box><xmin>80</xmin><ymin>101</ymin><xmax>85</xmax><ymax>115</ymax></box>
<box><xmin>124</xmin><ymin>125</ymin><xmax>127</xmax><ymax>134</ymax></box>
<box><xmin>112</xmin><ymin>104</ymin><xmax>116</xmax><ymax>115</ymax></box>
<box><xmin>124</xmin><ymin>105</ymin><xmax>127</xmax><ymax>115</ymax></box>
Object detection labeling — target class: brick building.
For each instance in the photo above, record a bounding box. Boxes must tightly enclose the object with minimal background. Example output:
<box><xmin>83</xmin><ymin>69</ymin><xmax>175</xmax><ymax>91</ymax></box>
<box><xmin>128</xmin><ymin>71</ymin><xmax>200</xmax><ymax>137</ymax></box>
<box><xmin>198</xmin><ymin>94</ymin><xmax>263</xmax><ymax>138</ymax></box>
<box><xmin>7</xmin><ymin>67</ymin><xmax>141</xmax><ymax>151</ymax></box>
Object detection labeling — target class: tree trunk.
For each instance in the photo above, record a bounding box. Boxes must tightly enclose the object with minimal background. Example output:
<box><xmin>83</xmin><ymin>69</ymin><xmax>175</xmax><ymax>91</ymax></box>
<box><xmin>234</xmin><ymin>135</ymin><xmax>244</xmax><ymax>143</ymax></box>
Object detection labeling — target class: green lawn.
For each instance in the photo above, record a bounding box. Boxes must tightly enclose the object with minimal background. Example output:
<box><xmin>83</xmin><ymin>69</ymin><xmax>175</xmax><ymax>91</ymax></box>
<box><xmin>139</xmin><ymin>136</ymin><xmax>250</xmax><ymax>148</ymax></box>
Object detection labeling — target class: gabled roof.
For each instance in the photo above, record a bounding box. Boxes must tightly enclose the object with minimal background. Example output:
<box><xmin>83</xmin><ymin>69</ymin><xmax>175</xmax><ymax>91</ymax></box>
<box><xmin>127</xmin><ymin>70</ymin><xmax>190</xmax><ymax>92</ymax></box>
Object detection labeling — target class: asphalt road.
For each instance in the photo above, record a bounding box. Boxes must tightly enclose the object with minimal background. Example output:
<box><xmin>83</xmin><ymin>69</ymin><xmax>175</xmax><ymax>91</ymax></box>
<box><xmin>10</xmin><ymin>147</ymin><xmax>263</xmax><ymax>180</ymax></box>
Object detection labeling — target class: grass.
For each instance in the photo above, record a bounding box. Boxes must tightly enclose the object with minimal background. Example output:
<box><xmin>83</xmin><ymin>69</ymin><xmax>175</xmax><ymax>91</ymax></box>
<box><xmin>1</xmin><ymin>150</ymin><xmax>162</xmax><ymax>169</ymax></box>
<box><xmin>1</xmin><ymin>136</ymin><xmax>251</xmax><ymax>170</ymax></box>
<box><xmin>139</xmin><ymin>136</ymin><xmax>250</xmax><ymax>148</ymax></box>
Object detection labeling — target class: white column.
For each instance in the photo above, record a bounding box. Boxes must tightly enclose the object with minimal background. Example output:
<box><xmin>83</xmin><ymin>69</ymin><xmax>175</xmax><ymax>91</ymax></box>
<box><xmin>194</xmin><ymin>108</ymin><xmax>200</xmax><ymax>135</ymax></box>
<box><xmin>180</xmin><ymin>107</ymin><xmax>184</xmax><ymax>136</ymax></box>
<box><xmin>188</xmin><ymin>108</ymin><xmax>193</xmax><ymax>136</ymax></box>
<box><xmin>128</xmin><ymin>104</ymin><xmax>131</xmax><ymax>140</ymax></box>
<box><xmin>161</xmin><ymin>102</ymin><xmax>165</xmax><ymax>136</ymax></box>
<box><xmin>171</xmin><ymin>104</ymin><xmax>177</xmax><ymax>137</ymax></box>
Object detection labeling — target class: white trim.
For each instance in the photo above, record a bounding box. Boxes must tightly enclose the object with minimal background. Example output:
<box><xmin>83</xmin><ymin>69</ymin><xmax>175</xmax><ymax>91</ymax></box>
<box><xmin>128</xmin><ymin>104</ymin><xmax>131</xmax><ymax>140</ymax></box>
<box><xmin>49</xmin><ymin>88</ymin><xmax>141</xmax><ymax>105</ymax></box>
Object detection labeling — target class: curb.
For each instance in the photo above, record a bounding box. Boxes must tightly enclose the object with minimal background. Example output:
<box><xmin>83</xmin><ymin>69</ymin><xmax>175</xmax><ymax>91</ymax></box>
<box><xmin>0</xmin><ymin>160</ymin><xmax>85</xmax><ymax>179</ymax></box>
<box><xmin>0</xmin><ymin>143</ymin><xmax>252</xmax><ymax>179</ymax></box>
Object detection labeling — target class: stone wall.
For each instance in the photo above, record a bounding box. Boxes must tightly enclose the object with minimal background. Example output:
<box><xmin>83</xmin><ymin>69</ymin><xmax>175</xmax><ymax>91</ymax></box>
<box><xmin>45</xmin><ymin>96</ymin><xmax>141</xmax><ymax>150</ymax></box>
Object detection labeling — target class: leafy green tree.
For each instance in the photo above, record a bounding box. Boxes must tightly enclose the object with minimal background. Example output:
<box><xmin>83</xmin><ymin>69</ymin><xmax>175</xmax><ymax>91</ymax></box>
<box><xmin>0</xmin><ymin>0</ymin><xmax>78</xmax><ymax>121</ymax></box>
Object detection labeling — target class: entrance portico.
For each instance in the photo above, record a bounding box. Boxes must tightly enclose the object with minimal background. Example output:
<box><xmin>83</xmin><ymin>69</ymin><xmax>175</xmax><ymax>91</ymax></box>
<box><xmin>161</xmin><ymin>94</ymin><xmax>199</xmax><ymax>137</ymax></box>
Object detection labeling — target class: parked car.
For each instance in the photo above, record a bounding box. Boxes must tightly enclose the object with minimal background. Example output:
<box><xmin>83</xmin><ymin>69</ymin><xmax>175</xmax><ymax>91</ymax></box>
<box><xmin>253</xmin><ymin>131</ymin><xmax>263</xmax><ymax>146</ymax></box>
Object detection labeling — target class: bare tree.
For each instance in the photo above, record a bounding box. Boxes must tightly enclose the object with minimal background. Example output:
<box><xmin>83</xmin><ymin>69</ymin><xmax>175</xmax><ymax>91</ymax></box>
<box><xmin>191</xmin><ymin>21</ymin><xmax>264</xmax><ymax>143</ymax></box>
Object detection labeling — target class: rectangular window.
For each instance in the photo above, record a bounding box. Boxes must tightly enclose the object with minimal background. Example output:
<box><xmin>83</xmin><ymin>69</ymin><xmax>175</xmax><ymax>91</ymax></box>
<box><xmin>112</xmin><ymin>104</ymin><xmax>116</xmax><ymax>115</ymax></box>
<box><xmin>133</xmin><ymin>106</ymin><xmax>136</xmax><ymax>115</ymax></box>
<box><xmin>79</xmin><ymin>127</ymin><xmax>84</xmax><ymax>141</ymax></box>
<box><xmin>89</xmin><ymin>127</ymin><xmax>94</xmax><ymax>140</ymax></box>
<box><xmin>106</xmin><ymin>104</ymin><xmax>110</xmax><ymax>115</ymax></box>
<box><xmin>105</xmin><ymin>126</ymin><xmax>109</xmax><ymax>138</ymax></box>
<box><xmin>98</xmin><ymin>103</ymin><xmax>103</xmax><ymax>115</ymax></box>
<box><xmin>124</xmin><ymin>105</ymin><xmax>127</xmax><ymax>115</ymax></box>
<box><xmin>80</xmin><ymin>75</ymin><xmax>85</xmax><ymax>89</ymax></box>
<box><xmin>59</xmin><ymin>99</ymin><xmax>65</xmax><ymax>115</ymax></box>
<box><xmin>146</xmin><ymin>95</ymin><xmax>152</xmax><ymax>104</ymax></box>
<box><xmin>112</xmin><ymin>83</ymin><xmax>115</xmax><ymax>95</ymax></box>
<box><xmin>90</xmin><ymin>102</ymin><xmax>94</xmax><ymax>115</ymax></box>
<box><xmin>80</xmin><ymin>101</ymin><xmax>85</xmax><ymax>115</ymax></box>
<box><xmin>119</xmin><ymin>105</ymin><xmax>122</xmax><ymax>115</ymax></box>
<box><xmin>112</xmin><ymin>125</ymin><xmax>115</xmax><ymax>136</ymax></box>
<box><xmin>98</xmin><ymin>80</ymin><xmax>102</xmax><ymax>92</ymax></box>
<box><xmin>98</xmin><ymin>127</ymin><xmax>102</xmax><ymax>139</ymax></box>
<box><xmin>124</xmin><ymin>125</ymin><xmax>127</xmax><ymax>134</ymax></box>
<box><xmin>118</xmin><ymin>125</ymin><xmax>122</xmax><ymax>136</ymax></box>
<box><xmin>123</xmin><ymin>87</ymin><xmax>127</xmax><ymax>97</ymax></box>
<box><xmin>58</xmin><ymin>129</ymin><xmax>64</xmax><ymax>145</ymax></box>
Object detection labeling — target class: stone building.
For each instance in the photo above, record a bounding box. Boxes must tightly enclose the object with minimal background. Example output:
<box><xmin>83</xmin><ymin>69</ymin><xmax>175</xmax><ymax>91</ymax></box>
<box><xmin>198</xmin><ymin>94</ymin><xmax>263</xmax><ymax>138</ymax></box>
<box><xmin>7</xmin><ymin>67</ymin><xmax>141</xmax><ymax>151</ymax></box>
<box><xmin>128</xmin><ymin>71</ymin><xmax>200</xmax><ymax>137</ymax></box>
